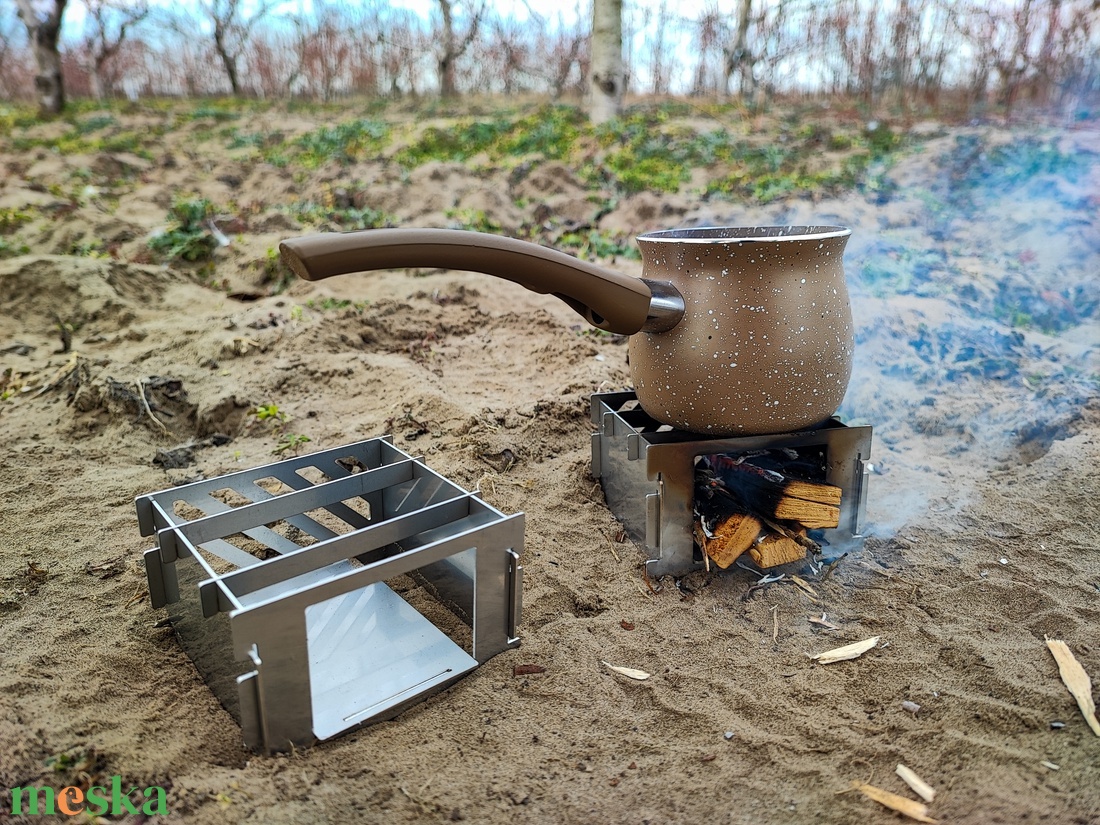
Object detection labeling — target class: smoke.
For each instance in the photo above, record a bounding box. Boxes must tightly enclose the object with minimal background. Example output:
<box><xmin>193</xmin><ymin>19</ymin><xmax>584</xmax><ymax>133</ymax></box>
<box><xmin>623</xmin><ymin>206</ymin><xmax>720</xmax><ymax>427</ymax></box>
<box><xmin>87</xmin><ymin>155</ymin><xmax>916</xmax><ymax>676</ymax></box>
<box><xmin>833</xmin><ymin>128</ymin><xmax>1100</xmax><ymax>537</ymax></box>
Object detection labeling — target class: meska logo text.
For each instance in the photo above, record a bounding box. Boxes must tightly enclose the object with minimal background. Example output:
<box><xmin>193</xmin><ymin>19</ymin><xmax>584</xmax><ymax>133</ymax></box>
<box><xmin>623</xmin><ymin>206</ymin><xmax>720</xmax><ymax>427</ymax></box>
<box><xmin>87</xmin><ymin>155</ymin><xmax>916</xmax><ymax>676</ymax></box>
<box><xmin>10</xmin><ymin>776</ymin><xmax>168</xmax><ymax>817</ymax></box>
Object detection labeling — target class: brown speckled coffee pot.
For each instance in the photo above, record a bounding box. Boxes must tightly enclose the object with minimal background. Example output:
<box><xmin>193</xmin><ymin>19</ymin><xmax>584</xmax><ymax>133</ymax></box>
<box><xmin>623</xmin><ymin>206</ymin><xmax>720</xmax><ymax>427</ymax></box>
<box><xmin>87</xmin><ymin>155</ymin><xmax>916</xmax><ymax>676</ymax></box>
<box><xmin>279</xmin><ymin>226</ymin><xmax>853</xmax><ymax>436</ymax></box>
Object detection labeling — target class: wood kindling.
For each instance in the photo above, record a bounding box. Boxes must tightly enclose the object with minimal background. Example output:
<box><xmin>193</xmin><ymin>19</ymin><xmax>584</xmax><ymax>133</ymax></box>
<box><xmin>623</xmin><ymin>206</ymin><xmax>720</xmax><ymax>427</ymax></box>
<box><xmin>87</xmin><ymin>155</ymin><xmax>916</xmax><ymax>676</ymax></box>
<box><xmin>695</xmin><ymin>456</ymin><xmax>843</xmax><ymax>570</ymax></box>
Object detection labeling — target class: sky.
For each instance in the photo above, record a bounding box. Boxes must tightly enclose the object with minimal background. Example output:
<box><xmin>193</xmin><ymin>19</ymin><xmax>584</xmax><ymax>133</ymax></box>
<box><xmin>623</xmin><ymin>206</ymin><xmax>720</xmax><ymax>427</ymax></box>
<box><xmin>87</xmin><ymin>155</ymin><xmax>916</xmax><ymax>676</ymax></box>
<box><xmin>54</xmin><ymin>0</ymin><xmax>746</xmax><ymax>31</ymax></box>
<box><xmin>49</xmin><ymin>0</ymin><xmax>711</xmax><ymax>93</ymax></box>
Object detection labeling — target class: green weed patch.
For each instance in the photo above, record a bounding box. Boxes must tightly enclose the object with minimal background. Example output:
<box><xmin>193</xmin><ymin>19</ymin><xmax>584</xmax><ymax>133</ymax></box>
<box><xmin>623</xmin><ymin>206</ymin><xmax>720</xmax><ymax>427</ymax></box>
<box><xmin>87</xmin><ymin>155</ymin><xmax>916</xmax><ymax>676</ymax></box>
<box><xmin>287</xmin><ymin>119</ymin><xmax>390</xmax><ymax>168</ymax></box>
<box><xmin>556</xmin><ymin>228</ymin><xmax>640</xmax><ymax>260</ymax></box>
<box><xmin>588</xmin><ymin>111</ymin><xmax>731</xmax><ymax>194</ymax></box>
<box><xmin>704</xmin><ymin>126</ymin><xmax>902</xmax><ymax>203</ymax></box>
<box><xmin>0</xmin><ymin>238</ymin><xmax>29</xmax><ymax>258</ymax></box>
<box><xmin>287</xmin><ymin>201</ymin><xmax>394</xmax><ymax>230</ymax></box>
<box><xmin>395</xmin><ymin>105</ymin><xmax>583</xmax><ymax>167</ymax></box>
<box><xmin>0</xmin><ymin>208</ymin><xmax>33</xmax><ymax>234</ymax></box>
<box><xmin>10</xmin><ymin>122</ymin><xmax>162</xmax><ymax>159</ymax></box>
<box><xmin>148</xmin><ymin>198</ymin><xmax>220</xmax><ymax>262</ymax></box>
<box><xmin>0</xmin><ymin>105</ymin><xmax>40</xmax><ymax>135</ymax></box>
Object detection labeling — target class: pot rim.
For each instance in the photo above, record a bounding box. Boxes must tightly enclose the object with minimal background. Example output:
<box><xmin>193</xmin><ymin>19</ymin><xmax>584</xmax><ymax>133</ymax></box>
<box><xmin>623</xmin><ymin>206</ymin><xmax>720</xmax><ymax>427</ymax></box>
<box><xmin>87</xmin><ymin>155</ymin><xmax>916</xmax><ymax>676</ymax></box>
<box><xmin>637</xmin><ymin>225</ymin><xmax>851</xmax><ymax>243</ymax></box>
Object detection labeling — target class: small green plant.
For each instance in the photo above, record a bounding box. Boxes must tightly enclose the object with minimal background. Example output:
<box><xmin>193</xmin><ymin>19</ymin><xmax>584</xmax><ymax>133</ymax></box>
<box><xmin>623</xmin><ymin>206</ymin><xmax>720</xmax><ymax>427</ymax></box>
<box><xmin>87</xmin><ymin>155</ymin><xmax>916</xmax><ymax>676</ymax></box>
<box><xmin>304</xmin><ymin>297</ymin><xmax>369</xmax><ymax>313</ymax></box>
<box><xmin>0</xmin><ymin>207</ymin><xmax>33</xmax><ymax>234</ymax></box>
<box><xmin>0</xmin><ymin>366</ymin><xmax>14</xmax><ymax>402</ymax></box>
<box><xmin>148</xmin><ymin>198</ymin><xmax>219</xmax><ymax>262</ymax></box>
<box><xmin>253</xmin><ymin>403</ymin><xmax>288</xmax><ymax>428</ymax></box>
<box><xmin>287</xmin><ymin>201</ymin><xmax>393</xmax><ymax>231</ymax></box>
<box><xmin>0</xmin><ymin>238</ymin><xmax>29</xmax><ymax>258</ymax></box>
<box><xmin>74</xmin><ymin>114</ymin><xmax>118</xmax><ymax>134</ymax></box>
<box><xmin>227</xmin><ymin>127</ymin><xmax>286</xmax><ymax>154</ymax></box>
<box><xmin>445</xmin><ymin>208</ymin><xmax>501</xmax><ymax>233</ymax></box>
<box><xmin>258</xmin><ymin>246</ymin><xmax>295</xmax><ymax>293</ymax></box>
<box><xmin>273</xmin><ymin>433</ymin><xmax>311</xmax><ymax>456</ymax></box>
<box><xmin>66</xmin><ymin>239</ymin><xmax>109</xmax><ymax>258</ymax></box>
<box><xmin>865</xmin><ymin>122</ymin><xmax>901</xmax><ymax>157</ymax></box>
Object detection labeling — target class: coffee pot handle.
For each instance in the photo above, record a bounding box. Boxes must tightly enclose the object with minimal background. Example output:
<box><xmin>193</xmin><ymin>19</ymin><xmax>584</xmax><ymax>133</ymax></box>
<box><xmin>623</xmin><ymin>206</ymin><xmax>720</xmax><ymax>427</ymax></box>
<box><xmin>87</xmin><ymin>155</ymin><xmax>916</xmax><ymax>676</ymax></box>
<box><xmin>279</xmin><ymin>229</ymin><xmax>680</xmax><ymax>335</ymax></box>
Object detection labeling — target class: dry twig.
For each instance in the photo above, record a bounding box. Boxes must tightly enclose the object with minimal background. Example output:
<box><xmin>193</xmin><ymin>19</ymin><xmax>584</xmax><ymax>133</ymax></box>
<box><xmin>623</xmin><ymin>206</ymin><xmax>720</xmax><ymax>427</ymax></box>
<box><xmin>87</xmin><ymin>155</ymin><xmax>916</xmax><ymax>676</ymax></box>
<box><xmin>137</xmin><ymin>379</ymin><xmax>169</xmax><ymax>433</ymax></box>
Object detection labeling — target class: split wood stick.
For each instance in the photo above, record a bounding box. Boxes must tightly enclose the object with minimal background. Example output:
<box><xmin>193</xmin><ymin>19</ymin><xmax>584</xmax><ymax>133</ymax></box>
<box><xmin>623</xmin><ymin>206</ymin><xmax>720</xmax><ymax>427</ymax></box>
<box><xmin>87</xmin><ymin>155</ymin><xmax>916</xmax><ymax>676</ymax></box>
<box><xmin>784</xmin><ymin>477</ymin><xmax>841</xmax><ymax>505</ymax></box>
<box><xmin>895</xmin><ymin>764</ymin><xmax>936</xmax><ymax>803</ymax></box>
<box><xmin>749</xmin><ymin>534</ymin><xmax>805</xmax><ymax>568</ymax></box>
<box><xmin>851</xmin><ymin>781</ymin><xmax>938</xmax><ymax>823</ymax></box>
<box><xmin>773</xmin><ymin>496</ymin><xmax>840</xmax><ymax>529</ymax></box>
<box><xmin>696</xmin><ymin>513</ymin><xmax>763</xmax><ymax>569</ymax></box>
<box><xmin>1045</xmin><ymin>637</ymin><xmax>1100</xmax><ymax>737</ymax></box>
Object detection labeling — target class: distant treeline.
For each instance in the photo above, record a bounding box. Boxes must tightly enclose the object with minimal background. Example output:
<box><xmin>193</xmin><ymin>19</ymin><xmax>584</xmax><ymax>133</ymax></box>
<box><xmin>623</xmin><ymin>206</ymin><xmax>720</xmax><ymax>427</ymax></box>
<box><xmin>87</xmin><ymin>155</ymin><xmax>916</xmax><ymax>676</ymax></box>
<box><xmin>1</xmin><ymin>0</ymin><xmax>1096</xmax><ymax>116</ymax></box>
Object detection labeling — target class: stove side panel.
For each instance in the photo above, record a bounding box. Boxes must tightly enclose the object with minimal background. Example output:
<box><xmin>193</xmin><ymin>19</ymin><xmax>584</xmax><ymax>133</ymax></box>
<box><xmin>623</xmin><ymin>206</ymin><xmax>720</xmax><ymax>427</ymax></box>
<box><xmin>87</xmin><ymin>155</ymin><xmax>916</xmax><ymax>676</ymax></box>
<box><xmin>592</xmin><ymin>413</ymin><xmax>659</xmax><ymax>554</ymax></box>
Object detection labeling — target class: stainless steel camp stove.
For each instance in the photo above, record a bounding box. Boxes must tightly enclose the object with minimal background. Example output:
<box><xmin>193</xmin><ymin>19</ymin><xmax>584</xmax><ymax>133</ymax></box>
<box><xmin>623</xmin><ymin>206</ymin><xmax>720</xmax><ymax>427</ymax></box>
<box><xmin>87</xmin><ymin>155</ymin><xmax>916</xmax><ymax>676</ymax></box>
<box><xmin>136</xmin><ymin>437</ymin><xmax>523</xmax><ymax>754</ymax></box>
<box><xmin>590</xmin><ymin>391</ymin><xmax>872</xmax><ymax>577</ymax></box>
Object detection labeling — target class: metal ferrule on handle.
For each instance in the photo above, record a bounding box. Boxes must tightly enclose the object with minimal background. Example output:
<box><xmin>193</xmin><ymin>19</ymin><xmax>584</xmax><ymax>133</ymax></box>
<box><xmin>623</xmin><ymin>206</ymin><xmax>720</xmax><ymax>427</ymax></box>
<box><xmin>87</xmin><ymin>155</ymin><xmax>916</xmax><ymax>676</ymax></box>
<box><xmin>279</xmin><ymin>228</ymin><xmax>685</xmax><ymax>335</ymax></box>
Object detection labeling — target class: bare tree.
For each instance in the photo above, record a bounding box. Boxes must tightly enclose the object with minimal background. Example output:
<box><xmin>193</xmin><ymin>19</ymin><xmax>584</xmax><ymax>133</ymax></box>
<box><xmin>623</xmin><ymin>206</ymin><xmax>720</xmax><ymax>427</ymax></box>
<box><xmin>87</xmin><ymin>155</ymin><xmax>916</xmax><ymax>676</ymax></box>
<box><xmin>247</xmin><ymin>25</ymin><xmax>301</xmax><ymax>98</ymax></box>
<box><xmin>722</xmin><ymin>0</ymin><xmax>756</xmax><ymax>100</ymax></box>
<box><xmin>589</xmin><ymin>0</ymin><xmax>623</xmax><ymax>122</ymax></box>
<box><xmin>546</xmin><ymin>13</ymin><xmax>588</xmax><ymax>99</ymax></box>
<box><xmin>691</xmin><ymin>5</ymin><xmax>724</xmax><ymax>96</ymax></box>
<box><xmin>376</xmin><ymin>9</ymin><xmax>427</xmax><ymax>98</ymax></box>
<box><xmin>197</xmin><ymin>0</ymin><xmax>275</xmax><ymax>96</ymax></box>
<box><xmin>644</xmin><ymin>1</ymin><xmax>672</xmax><ymax>95</ymax></box>
<box><xmin>486</xmin><ymin>13</ymin><xmax>528</xmax><ymax>95</ymax></box>
<box><xmin>78</xmin><ymin>0</ymin><xmax>149</xmax><ymax>100</ymax></box>
<box><xmin>514</xmin><ymin>4</ymin><xmax>587</xmax><ymax>99</ymax></box>
<box><xmin>14</xmin><ymin>0</ymin><xmax>69</xmax><ymax>115</ymax></box>
<box><xmin>435</xmin><ymin>0</ymin><xmax>484</xmax><ymax>97</ymax></box>
<box><xmin>292</xmin><ymin>2</ymin><xmax>353</xmax><ymax>101</ymax></box>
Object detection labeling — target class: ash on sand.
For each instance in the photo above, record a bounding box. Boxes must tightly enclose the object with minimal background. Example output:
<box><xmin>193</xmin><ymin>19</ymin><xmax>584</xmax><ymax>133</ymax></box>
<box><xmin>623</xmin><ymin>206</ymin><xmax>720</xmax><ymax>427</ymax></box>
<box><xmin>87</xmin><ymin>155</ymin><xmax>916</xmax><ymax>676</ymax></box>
<box><xmin>1</xmin><ymin>113</ymin><xmax>1098</xmax><ymax>825</ymax></box>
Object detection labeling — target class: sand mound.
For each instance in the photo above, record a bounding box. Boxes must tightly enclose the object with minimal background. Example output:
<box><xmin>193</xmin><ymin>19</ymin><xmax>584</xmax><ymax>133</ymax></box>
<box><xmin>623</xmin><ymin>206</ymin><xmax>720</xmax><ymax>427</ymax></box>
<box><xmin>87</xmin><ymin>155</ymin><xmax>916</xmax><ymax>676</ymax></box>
<box><xmin>1</xmin><ymin>256</ymin><xmax>176</xmax><ymax>333</ymax></box>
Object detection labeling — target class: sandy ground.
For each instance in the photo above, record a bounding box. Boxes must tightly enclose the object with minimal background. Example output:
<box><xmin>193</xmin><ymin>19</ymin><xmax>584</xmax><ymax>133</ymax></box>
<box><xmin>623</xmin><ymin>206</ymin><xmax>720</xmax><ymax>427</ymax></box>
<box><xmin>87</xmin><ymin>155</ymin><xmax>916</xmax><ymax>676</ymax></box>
<box><xmin>1</xmin><ymin>104</ymin><xmax>1098</xmax><ymax>824</ymax></box>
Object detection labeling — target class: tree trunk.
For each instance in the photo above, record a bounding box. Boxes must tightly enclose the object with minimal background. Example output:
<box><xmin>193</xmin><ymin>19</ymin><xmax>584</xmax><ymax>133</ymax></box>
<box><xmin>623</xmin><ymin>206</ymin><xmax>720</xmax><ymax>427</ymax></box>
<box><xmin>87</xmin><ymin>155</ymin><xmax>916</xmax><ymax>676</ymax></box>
<box><xmin>722</xmin><ymin>0</ymin><xmax>753</xmax><ymax>101</ymax></box>
<box><xmin>15</xmin><ymin>0</ymin><xmax>69</xmax><ymax>117</ymax></box>
<box><xmin>588</xmin><ymin>0</ymin><xmax>623</xmax><ymax>124</ymax></box>
<box><xmin>551</xmin><ymin>35</ymin><xmax>582</xmax><ymax>99</ymax></box>
<box><xmin>438</xmin><ymin>53</ymin><xmax>457</xmax><ymax>97</ymax></box>
<box><xmin>214</xmin><ymin>24</ymin><xmax>242</xmax><ymax>95</ymax></box>
<box><xmin>90</xmin><ymin>63</ymin><xmax>105</xmax><ymax>100</ymax></box>
<box><xmin>437</xmin><ymin>0</ymin><xmax>457</xmax><ymax>97</ymax></box>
